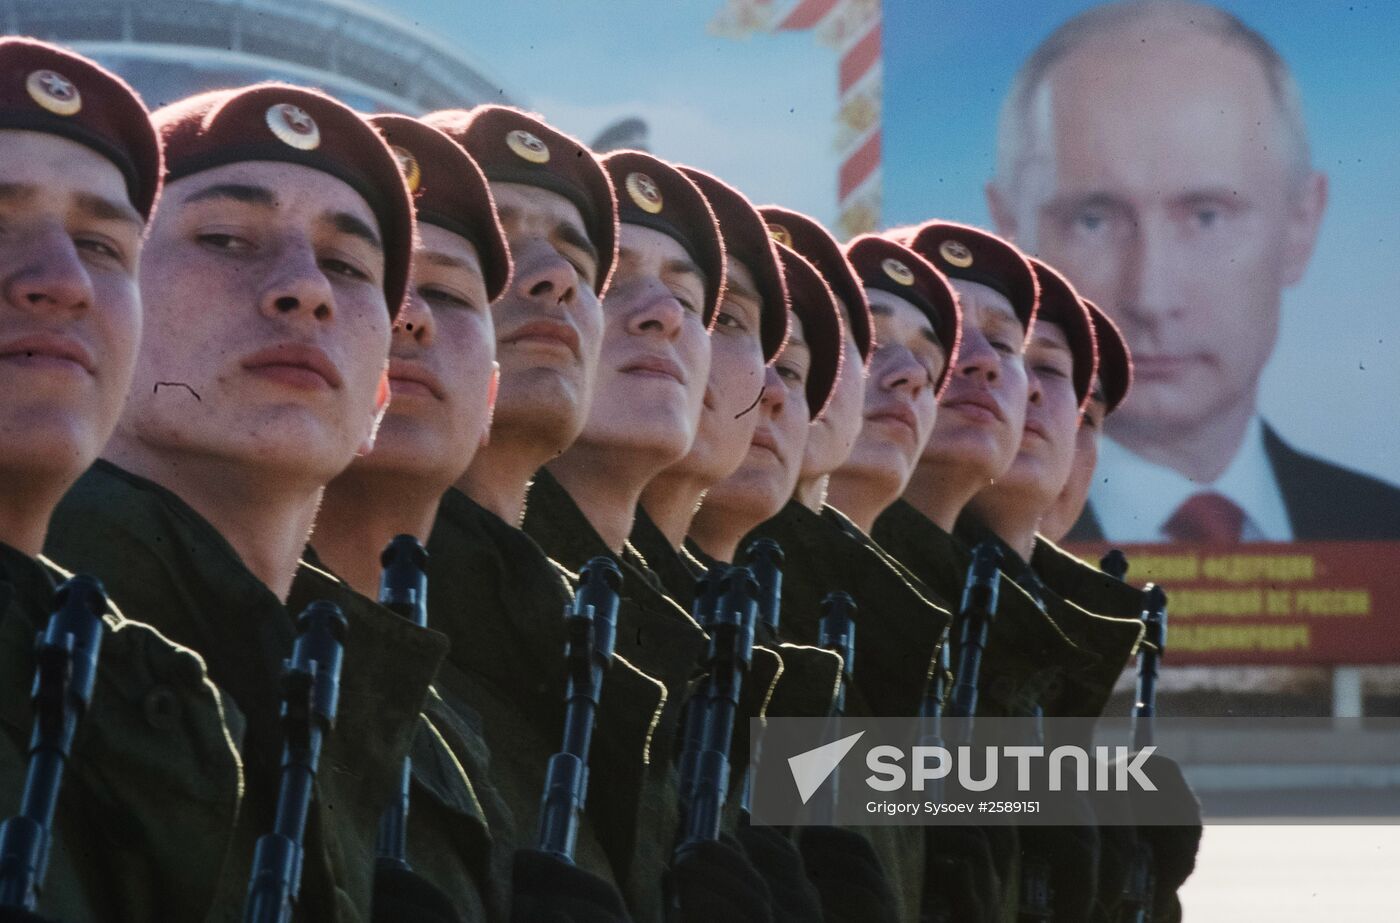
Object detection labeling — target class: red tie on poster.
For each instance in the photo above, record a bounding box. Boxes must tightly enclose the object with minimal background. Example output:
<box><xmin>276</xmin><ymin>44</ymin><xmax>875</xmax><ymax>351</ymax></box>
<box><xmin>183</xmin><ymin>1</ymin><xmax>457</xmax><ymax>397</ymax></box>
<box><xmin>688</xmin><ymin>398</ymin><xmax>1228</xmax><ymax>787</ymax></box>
<box><xmin>1162</xmin><ymin>492</ymin><xmax>1247</xmax><ymax>544</ymax></box>
<box><xmin>1063</xmin><ymin>540</ymin><xmax>1400</xmax><ymax>666</ymax></box>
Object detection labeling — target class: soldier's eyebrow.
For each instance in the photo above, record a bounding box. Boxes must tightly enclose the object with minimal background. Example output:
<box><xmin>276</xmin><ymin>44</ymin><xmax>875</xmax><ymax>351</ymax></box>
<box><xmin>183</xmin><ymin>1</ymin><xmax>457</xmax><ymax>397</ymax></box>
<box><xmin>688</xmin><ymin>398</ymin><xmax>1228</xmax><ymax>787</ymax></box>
<box><xmin>555</xmin><ymin>221</ymin><xmax>599</xmax><ymax>269</ymax></box>
<box><xmin>74</xmin><ymin>192</ymin><xmax>142</xmax><ymax>228</ymax></box>
<box><xmin>324</xmin><ymin>211</ymin><xmax>383</xmax><ymax>252</ymax></box>
<box><xmin>181</xmin><ymin>183</ymin><xmax>278</xmax><ymax>208</ymax></box>
<box><xmin>664</xmin><ymin>257</ymin><xmax>705</xmax><ymax>286</ymax></box>
<box><xmin>724</xmin><ymin>276</ymin><xmax>760</xmax><ymax>306</ymax></box>
<box><xmin>0</xmin><ymin>182</ymin><xmax>38</xmax><ymax>204</ymax></box>
<box><xmin>0</xmin><ymin>183</ymin><xmax>141</xmax><ymax>228</ymax></box>
<box><xmin>419</xmin><ymin>249</ymin><xmax>478</xmax><ymax>271</ymax></box>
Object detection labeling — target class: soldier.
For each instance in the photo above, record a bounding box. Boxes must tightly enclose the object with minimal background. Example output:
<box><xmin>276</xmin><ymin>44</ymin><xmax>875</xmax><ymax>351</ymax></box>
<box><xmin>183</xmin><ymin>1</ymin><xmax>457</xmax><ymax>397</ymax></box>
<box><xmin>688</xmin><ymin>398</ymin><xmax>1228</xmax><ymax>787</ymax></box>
<box><xmin>825</xmin><ymin>233</ymin><xmax>958</xmax><ymax>533</ymax></box>
<box><xmin>756</xmin><ymin>206</ymin><xmax>873</xmax><ymax>515</ymax></box>
<box><xmin>631</xmin><ymin>167</ymin><xmax>790</xmax><ymax>603</ymax></box>
<box><xmin>742</xmin><ymin>230</ymin><xmax>970</xmax><ymax>923</ymax></box>
<box><xmin>870</xmin><ymin>222</ymin><xmax>1107</xmax><ymax>920</ymax></box>
<box><xmin>951</xmin><ymin>259</ymin><xmax>1144</xmax><ymax>923</ymax></box>
<box><xmin>1040</xmin><ymin>301</ymin><xmax>1132</xmax><ymax>545</ymax></box>
<box><xmin>625</xmin><ymin>173</ymin><xmax>842</xmax><ymax>922</ymax></box>
<box><xmin>0</xmin><ymin>38</ymin><xmax>241</xmax><ymax>923</ymax></box>
<box><xmin>514</xmin><ymin>146</ymin><xmax>804</xmax><ymax>923</ymax></box>
<box><xmin>688</xmin><ymin>243</ymin><xmax>840</xmax><ymax>571</ymax></box>
<box><xmin>43</xmin><ymin>83</ymin><xmax>460</xmax><ymax>922</ymax></box>
<box><xmin>963</xmin><ymin>275</ymin><xmax>1199</xmax><ymax>923</ymax></box>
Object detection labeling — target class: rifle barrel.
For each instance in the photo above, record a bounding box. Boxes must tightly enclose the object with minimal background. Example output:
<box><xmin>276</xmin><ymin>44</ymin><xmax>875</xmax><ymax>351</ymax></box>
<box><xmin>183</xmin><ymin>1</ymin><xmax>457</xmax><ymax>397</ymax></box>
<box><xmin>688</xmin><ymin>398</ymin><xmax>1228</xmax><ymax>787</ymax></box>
<box><xmin>244</xmin><ymin>600</ymin><xmax>347</xmax><ymax>923</ymax></box>
<box><xmin>374</xmin><ymin>535</ymin><xmax>429</xmax><ymax>871</ymax></box>
<box><xmin>0</xmin><ymin>575</ymin><xmax>107</xmax><ymax>911</ymax></box>
<box><xmin>537</xmin><ymin>557</ymin><xmax>621</xmax><ymax>863</ymax></box>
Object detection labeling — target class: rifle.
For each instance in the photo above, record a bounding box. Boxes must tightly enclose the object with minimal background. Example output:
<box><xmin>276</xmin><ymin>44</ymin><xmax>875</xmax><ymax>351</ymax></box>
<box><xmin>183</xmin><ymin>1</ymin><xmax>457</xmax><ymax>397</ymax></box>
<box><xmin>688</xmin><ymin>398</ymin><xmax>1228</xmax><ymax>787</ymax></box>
<box><xmin>1125</xmin><ymin>584</ymin><xmax>1167</xmax><ymax>922</ymax></box>
<box><xmin>536</xmin><ymin>557</ymin><xmax>622</xmax><ymax>863</ymax></box>
<box><xmin>244</xmin><ymin>601</ymin><xmax>348</xmax><ymax>923</ymax></box>
<box><xmin>946</xmin><ymin>542</ymin><xmax>1003</xmax><ymax>732</ymax></box>
<box><xmin>675</xmin><ymin>566</ymin><xmax>760</xmax><ymax>852</ymax></box>
<box><xmin>1017</xmin><ymin>705</ymin><xmax>1054</xmax><ymax>923</ymax></box>
<box><xmin>0</xmin><ymin>575</ymin><xmax>107</xmax><ymax>911</ymax></box>
<box><xmin>918</xmin><ymin>638</ymin><xmax>955</xmax><ymax>923</ymax></box>
<box><xmin>677</xmin><ymin>565</ymin><xmax>727</xmax><ymax>815</ymax></box>
<box><xmin>1099</xmin><ymin>552</ymin><xmax>1168</xmax><ymax>923</ymax></box>
<box><xmin>809</xmin><ymin>591</ymin><xmax>856</xmax><ymax>825</ymax></box>
<box><xmin>374</xmin><ymin>535</ymin><xmax>429</xmax><ymax>872</ymax></box>
<box><xmin>736</xmin><ymin>538</ymin><xmax>784</xmax><ymax>816</ymax></box>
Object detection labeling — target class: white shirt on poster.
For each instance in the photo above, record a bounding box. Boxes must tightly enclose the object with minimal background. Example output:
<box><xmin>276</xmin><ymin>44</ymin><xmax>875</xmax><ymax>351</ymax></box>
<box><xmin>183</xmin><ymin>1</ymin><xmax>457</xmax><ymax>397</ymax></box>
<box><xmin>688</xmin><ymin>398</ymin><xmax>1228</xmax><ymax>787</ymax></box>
<box><xmin>1089</xmin><ymin>415</ymin><xmax>1294</xmax><ymax>543</ymax></box>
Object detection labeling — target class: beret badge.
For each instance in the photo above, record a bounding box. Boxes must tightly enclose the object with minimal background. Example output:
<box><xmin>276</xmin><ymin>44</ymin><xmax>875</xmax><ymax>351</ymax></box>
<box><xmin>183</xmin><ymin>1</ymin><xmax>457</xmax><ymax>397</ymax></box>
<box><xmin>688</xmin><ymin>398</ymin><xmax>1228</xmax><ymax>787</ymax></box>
<box><xmin>765</xmin><ymin>222</ymin><xmax>792</xmax><ymax>248</ymax></box>
<box><xmin>391</xmin><ymin>145</ymin><xmax>421</xmax><ymax>193</ymax></box>
<box><xmin>625</xmin><ymin>171</ymin><xmax>663</xmax><ymax>214</ymax></box>
<box><xmin>882</xmin><ymin>257</ymin><xmax>915</xmax><ymax>286</ymax></box>
<box><xmin>506</xmin><ymin>128</ymin><xmax>550</xmax><ymax>164</ymax></box>
<box><xmin>26</xmin><ymin>69</ymin><xmax>81</xmax><ymax>116</ymax></box>
<box><xmin>265</xmin><ymin>103</ymin><xmax>321</xmax><ymax>151</ymax></box>
<box><xmin>938</xmin><ymin>238</ymin><xmax>974</xmax><ymax>269</ymax></box>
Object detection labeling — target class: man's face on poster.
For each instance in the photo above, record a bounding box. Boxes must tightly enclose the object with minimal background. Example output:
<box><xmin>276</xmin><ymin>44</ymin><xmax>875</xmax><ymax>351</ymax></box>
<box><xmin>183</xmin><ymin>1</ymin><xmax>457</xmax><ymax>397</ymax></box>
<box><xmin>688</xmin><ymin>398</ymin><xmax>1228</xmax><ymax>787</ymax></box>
<box><xmin>992</xmin><ymin>30</ymin><xmax>1326</xmax><ymax>458</ymax></box>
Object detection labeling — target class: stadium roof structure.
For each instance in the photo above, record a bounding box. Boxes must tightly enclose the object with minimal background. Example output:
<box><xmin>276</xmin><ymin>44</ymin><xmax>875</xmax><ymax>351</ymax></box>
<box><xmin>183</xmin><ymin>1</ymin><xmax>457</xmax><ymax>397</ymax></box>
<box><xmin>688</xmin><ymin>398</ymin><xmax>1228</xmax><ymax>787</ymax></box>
<box><xmin>3</xmin><ymin>0</ymin><xmax>517</xmax><ymax>113</ymax></box>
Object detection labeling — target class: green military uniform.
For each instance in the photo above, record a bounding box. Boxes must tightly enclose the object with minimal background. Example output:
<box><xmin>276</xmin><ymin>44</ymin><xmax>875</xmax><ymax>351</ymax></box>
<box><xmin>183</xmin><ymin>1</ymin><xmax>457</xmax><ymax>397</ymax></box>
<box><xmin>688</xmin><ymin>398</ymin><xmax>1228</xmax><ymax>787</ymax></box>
<box><xmin>743</xmin><ymin>499</ymin><xmax>958</xmax><ymax>923</ymax></box>
<box><xmin>2</xmin><ymin>542</ymin><xmax>242</xmax><ymax>923</ymax></box>
<box><xmin>424</xmin><ymin>487</ymin><xmax>667</xmax><ymax>911</ymax></box>
<box><xmin>631</xmin><ymin>506</ymin><xmax>843</xmax><ymax>742</ymax></box>
<box><xmin>45</xmin><ymin>460</ymin><xmax>446</xmax><ymax>922</ymax></box>
<box><xmin>874</xmin><ymin>499</ymin><xmax>1108</xmax><ymax>923</ymax></box>
<box><xmin>287</xmin><ymin>554</ymin><xmax>497</xmax><ymax>921</ymax></box>
<box><xmin>1030</xmin><ymin>539</ymin><xmax>1199</xmax><ymax>923</ymax></box>
<box><xmin>521</xmin><ymin>469</ymin><xmax>725</xmax><ymax>921</ymax></box>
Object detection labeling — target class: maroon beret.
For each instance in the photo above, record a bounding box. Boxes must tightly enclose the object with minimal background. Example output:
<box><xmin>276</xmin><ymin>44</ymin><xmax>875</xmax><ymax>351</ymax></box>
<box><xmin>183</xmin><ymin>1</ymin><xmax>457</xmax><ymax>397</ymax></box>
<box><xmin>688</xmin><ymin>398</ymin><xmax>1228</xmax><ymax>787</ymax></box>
<box><xmin>1028</xmin><ymin>259</ymin><xmax>1097</xmax><ymax>411</ymax></box>
<box><xmin>759</xmin><ymin>205</ymin><xmax>873</xmax><ymax>368</ymax></box>
<box><xmin>843</xmin><ymin>234</ymin><xmax>962</xmax><ymax>397</ymax></box>
<box><xmin>368</xmin><ymin>114</ymin><xmax>512</xmax><ymax>304</ymax></box>
<box><xmin>899</xmin><ymin>221</ymin><xmax>1038</xmax><ymax>335</ymax></box>
<box><xmin>154</xmin><ymin>83</ymin><xmax>414</xmax><ymax>320</ymax></box>
<box><xmin>775</xmin><ymin>242</ymin><xmax>843</xmax><ymax>422</ymax></box>
<box><xmin>1083</xmin><ymin>299</ymin><xmax>1132</xmax><ymax>415</ymax></box>
<box><xmin>678</xmin><ymin>166</ymin><xmax>789</xmax><ymax>363</ymax></box>
<box><xmin>425</xmin><ymin>106</ymin><xmax>618</xmax><ymax>298</ymax></box>
<box><xmin>0</xmin><ymin>38</ymin><xmax>160</xmax><ymax>218</ymax></box>
<box><xmin>600</xmin><ymin>150</ymin><xmax>725</xmax><ymax>328</ymax></box>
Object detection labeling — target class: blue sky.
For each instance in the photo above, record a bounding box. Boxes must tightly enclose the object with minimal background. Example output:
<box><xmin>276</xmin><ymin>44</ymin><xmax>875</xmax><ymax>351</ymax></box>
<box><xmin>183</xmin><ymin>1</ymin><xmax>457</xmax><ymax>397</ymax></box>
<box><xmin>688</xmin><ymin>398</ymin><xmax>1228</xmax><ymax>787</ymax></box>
<box><xmin>380</xmin><ymin>0</ymin><xmax>846</xmax><ymax>223</ymax></box>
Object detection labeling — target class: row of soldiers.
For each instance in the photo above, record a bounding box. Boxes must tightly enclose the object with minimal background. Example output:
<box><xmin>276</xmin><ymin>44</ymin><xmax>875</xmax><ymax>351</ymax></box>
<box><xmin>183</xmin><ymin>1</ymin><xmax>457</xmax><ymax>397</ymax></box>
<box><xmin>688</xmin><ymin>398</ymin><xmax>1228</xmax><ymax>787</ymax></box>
<box><xmin>0</xmin><ymin>37</ymin><xmax>1200</xmax><ymax>923</ymax></box>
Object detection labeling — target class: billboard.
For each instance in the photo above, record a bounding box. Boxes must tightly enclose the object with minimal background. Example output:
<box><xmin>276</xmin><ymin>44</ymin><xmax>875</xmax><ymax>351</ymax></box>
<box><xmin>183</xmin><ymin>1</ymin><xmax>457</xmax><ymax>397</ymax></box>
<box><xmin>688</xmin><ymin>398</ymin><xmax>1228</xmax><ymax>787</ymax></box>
<box><xmin>882</xmin><ymin>0</ymin><xmax>1400</xmax><ymax>666</ymax></box>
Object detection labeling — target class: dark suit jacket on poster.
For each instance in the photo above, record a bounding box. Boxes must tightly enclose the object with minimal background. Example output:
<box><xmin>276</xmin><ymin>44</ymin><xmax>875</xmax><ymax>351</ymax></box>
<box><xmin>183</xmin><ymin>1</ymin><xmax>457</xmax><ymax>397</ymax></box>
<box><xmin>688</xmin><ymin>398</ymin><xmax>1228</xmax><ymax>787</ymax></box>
<box><xmin>1068</xmin><ymin>424</ymin><xmax>1400</xmax><ymax>542</ymax></box>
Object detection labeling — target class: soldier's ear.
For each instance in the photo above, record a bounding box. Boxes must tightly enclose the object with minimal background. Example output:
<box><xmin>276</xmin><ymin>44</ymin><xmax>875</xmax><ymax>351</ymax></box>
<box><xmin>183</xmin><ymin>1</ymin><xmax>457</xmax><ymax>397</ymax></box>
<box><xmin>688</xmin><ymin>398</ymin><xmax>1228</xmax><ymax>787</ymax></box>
<box><xmin>479</xmin><ymin>361</ymin><xmax>500</xmax><ymax>449</ymax></box>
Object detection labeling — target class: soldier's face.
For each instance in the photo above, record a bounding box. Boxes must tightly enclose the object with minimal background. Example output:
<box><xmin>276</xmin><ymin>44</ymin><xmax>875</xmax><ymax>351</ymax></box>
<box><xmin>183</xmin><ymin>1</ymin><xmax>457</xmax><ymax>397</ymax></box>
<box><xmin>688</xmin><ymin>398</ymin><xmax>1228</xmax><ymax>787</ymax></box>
<box><xmin>995</xmin><ymin>32</ymin><xmax>1325</xmax><ymax>451</ymax></box>
<box><xmin>922</xmin><ymin>280</ymin><xmax>1028</xmax><ymax>481</ymax></box>
<box><xmin>578</xmin><ymin>224</ymin><xmax>710</xmax><ymax>463</ymax></box>
<box><xmin>1042</xmin><ymin>388</ymin><xmax>1106</xmax><ymax>543</ymax></box>
<box><xmin>704</xmin><ymin>309</ymin><xmax>812</xmax><ymax>518</ymax></box>
<box><xmin>127</xmin><ymin>161</ymin><xmax>391</xmax><ymax>482</ymax></box>
<box><xmin>0</xmin><ymin>132</ymin><xmax>143</xmax><ymax>495</ymax></box>
<box><xmin>800</xmin><ymin>299</ymin><xmax>865</xmax><ymax>480</ymax></box>
<box><xmin>998</xmin><ymin>320</ymin><xmax>1081</xmax><ymax>504</ymax></box>
<box><xmin>667</xmin><ymin>256</ymin><xmax>766</xmax><ymax>484</ymax></box>
<box><xmin>488</xmin><ymin>182</ymin><xmax>604</xmax><ymax>450</ymax></box>
<box><xmin>352</xmin><ymin>224</ymin><xmax>496</xmax><ymax>481</ymax></box>
<box><xmin>839</xmin><ymin>289</ymin><xmax>944</xmax><ymax>495</ymax></box>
